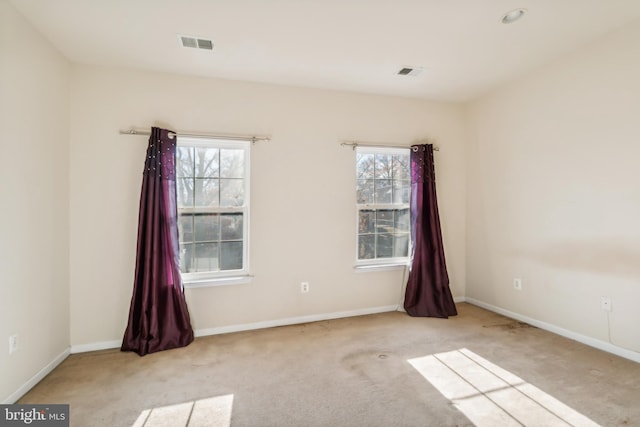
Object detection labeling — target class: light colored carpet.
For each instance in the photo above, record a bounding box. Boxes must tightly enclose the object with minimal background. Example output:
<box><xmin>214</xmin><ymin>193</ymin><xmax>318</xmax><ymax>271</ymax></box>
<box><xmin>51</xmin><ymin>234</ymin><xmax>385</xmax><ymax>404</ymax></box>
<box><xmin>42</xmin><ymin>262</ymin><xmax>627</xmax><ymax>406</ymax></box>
<box><xmin>18</xmin><ymin>303</ymin><xmax>640</xmax><ymax>426</ymax></box>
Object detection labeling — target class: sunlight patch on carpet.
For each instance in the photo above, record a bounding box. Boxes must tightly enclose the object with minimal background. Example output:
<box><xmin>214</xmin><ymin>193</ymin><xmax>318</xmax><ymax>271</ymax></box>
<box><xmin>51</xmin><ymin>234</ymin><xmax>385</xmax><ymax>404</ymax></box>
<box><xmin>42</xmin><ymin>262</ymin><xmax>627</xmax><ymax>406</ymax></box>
<box><xmin>408</xmin><ymin>348</ymin><xmax>600</xmax><ymax>427</ymax></box>
<box><xmin>131</xmin><ymin>394</ymin><xmax>234</xmax><ymax>427</ymax></box>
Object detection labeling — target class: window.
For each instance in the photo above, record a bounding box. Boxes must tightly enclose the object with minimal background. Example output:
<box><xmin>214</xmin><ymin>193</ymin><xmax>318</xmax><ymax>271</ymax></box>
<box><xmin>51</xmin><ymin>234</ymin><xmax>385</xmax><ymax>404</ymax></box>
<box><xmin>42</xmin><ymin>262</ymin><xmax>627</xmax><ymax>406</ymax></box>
<box><xmin>176</xmin><ymin>137</ymin><xmax>250</xmax><ymax>284</ymax></box>
<box><xmin>355</xmin><ymin>147</ymin><xmax>410</xmax><ymax>266</ymax></box>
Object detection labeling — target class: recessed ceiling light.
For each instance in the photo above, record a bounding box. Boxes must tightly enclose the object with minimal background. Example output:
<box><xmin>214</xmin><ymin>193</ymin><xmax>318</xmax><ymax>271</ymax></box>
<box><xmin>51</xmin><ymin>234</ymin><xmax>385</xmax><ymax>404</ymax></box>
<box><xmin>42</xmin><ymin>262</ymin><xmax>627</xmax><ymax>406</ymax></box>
<box><xmin>501</xmin><ymin>8</ymin><xmax>527</xmax><ymax>24</ymax></box>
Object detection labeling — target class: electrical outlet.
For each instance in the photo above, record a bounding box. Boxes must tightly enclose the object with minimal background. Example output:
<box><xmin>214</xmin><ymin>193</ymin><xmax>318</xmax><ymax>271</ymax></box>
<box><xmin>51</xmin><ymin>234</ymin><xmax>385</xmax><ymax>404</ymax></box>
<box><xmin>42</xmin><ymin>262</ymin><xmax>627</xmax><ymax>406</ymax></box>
<box><xmin>9</xmin><ymin>334</ymin><xmax>18</xmax><ymax>355</ymax></box>
<box><xmin>513</xmin><ymin>278</ymin><xmax>522</xmax><ymax>291</ymax></box>
<box><xmin>300</xmin><ymin>282</ymin><xmax>309</xmax><ymax>293</ymax></box>
<box><xmin>601</xmin><ymin>297</ymin><xmax>612</xmax><ymax>312</ymax></box>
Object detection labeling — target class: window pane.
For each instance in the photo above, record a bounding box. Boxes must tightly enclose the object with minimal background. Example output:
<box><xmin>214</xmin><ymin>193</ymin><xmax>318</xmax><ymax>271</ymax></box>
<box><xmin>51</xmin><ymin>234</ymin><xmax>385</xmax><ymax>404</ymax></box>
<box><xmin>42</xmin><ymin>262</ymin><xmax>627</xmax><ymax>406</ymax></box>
<box><xmin>358</xmin><ymin>210</ymin><xmax>375</xmax><ymax>234</ymax></box>
<box><xmin>374</xmin><ymin>179</ymin><xmax>392</xmax><ymax>204</ymax></box>
<box><xmin>358</xmin><ymin>235</ymin><xmax>375</xmax><ymax>259</ymax></box>
<box><xmin>376</xmin><ymin>233</ymin><xmax>393</xmax><ymax>258</ymax></box>
<box><xmin>356</xmin><ymin>153</ymin><xmax>375</xmax><ymax>179</ymax></box>
<box><xmin>176</xmin><ymin>147</ymin><xmax>194</xmax><ymax>178</ymax></box>
<box><xmin>194</xmin><ymin>242</ymin><xmax>219</xmax><ymax>272</ymax></box>
<box><xmin>195</xmin><ymin>147</ymin><xmax>219</xmax><ymax>178</ymax></box>
<box><xmin>179</xmin><ymin>215</ymin><xmax>194</xmax><ymax>243</ymax></box>
<box><xmin>394</xmin><ymin>234</ymin><xmax>409</xmax><ymax>257</ymax></box>
<box><xmin>220</xmin><ymin>241</ymin><xmax>243</xmax><ymax>270</ymax></box>
<box><xmin>393</xmin><ymin>154</ymin><xmax>410</xmax><ymax>180</ymax></box>
<box><xmin>195</xmin><ymin>178</ymin><xmax>219</xmax><ymax>207</ymax></box>
<box><xmin>374</xmin><ymin>154</ymin><xmax>393</xmax><ymax>179</ymax></box>
<box><xmin>376</xmin><ymin>210</ymin><xmax>394</xmax><ymax>233</ymax></box>
<box><xmin>177</xmin><ymin>138</ymin><xmax>250</xmax><ymax>277</ymax></box>
<box><xmin>394</xmin><ymin>208</ymin><xmax>410</xmax><ymax>232</ymax></box>
<box><xmin>194</xmin><ymin>214</ymin><xmax>219</xmax><ymax>242</ymax></box>
<box><xmin>355</xmin><ymin>149</ymin><xmax>411</xmax><ymax>263</ymax></box>
<box><xmin>180</xmin><ymin>243</ymin><xmax>194</xmax><ymax>273</ymax></box>
<box><xmin>177</xmin><ymin>178</ymin><xmax>194</xmax><ymax>208</ymax></box>
<box><xmin>356</xmin><ymin>179</ymin><xmax>374</xmax><ymax>204</ymax></box>
<box><xmin>220</xmin><ymin>149</ymin><xmax>244</xmax><ymax>178</ymax></box>
<box><xmin>220</xmin><ymin>179</ymin><xmax>244</xmax><ymax>207</ymax></box>
<box><xmin>393</xmin><ymin>180</ymin><xmax>410</xmax><ymax>204</ymax></box>
<box><xmin>221</xmin><ymin>213</ymin><xmax>243</xmax><ymax>240</ymax></box>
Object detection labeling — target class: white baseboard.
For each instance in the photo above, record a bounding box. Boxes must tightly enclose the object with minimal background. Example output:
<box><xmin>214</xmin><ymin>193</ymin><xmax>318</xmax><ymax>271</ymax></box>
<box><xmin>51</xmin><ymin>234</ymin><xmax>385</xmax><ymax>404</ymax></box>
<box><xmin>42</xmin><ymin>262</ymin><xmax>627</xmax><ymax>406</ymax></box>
<box><xmin>464</xmin><ymin>297</ymin><xmax>640</xmax><ymax>364</ymax></box>
<box><xmin>195</xmin><ymin>305</ymin><xmax>399</xmax><ymax>337</ymax></box>
<box><xmin>2</xmin><ymin>348</ymin><xmax>70</xmax><ymax>404</ymax></box>
<box><xmin>69</xmin><ymin>306</ymin><xmax>400</xmax><ymax>352</ymax></box>
<box><xmin>70</xmin><ymin>340</ymin><xmax>121</xmax><ymax>354</ymax></box>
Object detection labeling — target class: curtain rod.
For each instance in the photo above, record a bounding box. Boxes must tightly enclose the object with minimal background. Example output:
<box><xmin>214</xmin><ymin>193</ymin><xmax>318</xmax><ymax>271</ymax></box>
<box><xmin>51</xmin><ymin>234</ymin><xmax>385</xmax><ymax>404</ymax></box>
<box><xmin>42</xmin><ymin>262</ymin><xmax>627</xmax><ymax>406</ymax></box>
<box><xmin>340</xmin><ymin>140</ymin><xmax>439</xmax><ymax>152</ymax></box>
<box><xmin>119</xmin><ymin>128</ymin><xmax>271</xmax><ymax>143</ymax></box>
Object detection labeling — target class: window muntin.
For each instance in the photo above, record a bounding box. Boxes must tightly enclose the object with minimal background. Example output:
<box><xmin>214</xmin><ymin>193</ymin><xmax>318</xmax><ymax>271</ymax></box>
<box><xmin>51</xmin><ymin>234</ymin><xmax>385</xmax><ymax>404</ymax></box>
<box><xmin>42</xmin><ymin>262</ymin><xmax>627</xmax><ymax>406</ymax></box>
<box><xmin>176</xmin><ymin>137</ymin><xmax>250</xmax><ymax>282</ymax></box>
<box><xmin>356</xmin><ymin>147</ymin><xmax>410</xmax><ymax>264</ymax></box>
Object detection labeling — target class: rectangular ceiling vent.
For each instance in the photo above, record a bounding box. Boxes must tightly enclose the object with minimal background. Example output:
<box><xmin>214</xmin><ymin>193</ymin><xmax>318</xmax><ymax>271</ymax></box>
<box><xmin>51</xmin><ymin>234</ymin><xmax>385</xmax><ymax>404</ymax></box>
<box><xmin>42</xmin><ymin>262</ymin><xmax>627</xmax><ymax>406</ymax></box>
<box><xmin>178</xmin><ymin>35</ymin><xmax>214</xmax><ymax>50</ymax></box>
<box><xmin>397</xmin><ymin>67</ymin><xmax>423</xmax><ymax>77</ymax></box>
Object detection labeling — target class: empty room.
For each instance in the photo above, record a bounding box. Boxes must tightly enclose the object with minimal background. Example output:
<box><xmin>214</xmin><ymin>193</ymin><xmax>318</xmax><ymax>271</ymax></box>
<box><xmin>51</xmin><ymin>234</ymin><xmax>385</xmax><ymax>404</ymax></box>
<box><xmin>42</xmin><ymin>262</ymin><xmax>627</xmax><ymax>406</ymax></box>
<box><xmin>1</xmin><ymin>0</ymin><xmax>639</xmax><ymax>426</ymax></box>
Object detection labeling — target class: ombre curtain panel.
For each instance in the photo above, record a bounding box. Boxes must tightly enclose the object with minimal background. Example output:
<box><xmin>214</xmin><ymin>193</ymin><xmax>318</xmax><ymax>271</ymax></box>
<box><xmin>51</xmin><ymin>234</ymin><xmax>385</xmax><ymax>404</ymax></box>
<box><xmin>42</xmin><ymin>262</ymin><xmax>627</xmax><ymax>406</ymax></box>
<box><xmin>122</xmin><ymin>127</ymin><xmax>194</xmax><ymax>356</ymax></box>
<box><xmin>404</xmin><ymin>144</ymin><xmax>457</xmax><ymax>318</ymax></box>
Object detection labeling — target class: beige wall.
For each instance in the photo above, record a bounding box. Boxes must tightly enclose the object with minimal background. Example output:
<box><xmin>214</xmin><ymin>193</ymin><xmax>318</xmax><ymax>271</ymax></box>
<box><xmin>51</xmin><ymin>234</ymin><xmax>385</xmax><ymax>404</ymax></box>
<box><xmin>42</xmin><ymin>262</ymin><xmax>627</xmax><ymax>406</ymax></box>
<box><xmin>466</xmin><ymin>20</ymin><xmax>640</xmax><ymax>353</ymax></box>
<box><xmin>0</xmin><ymin>1</ymin><xmax>70</xmax><ymax>402</ymax></box>
<box><xmin>9</xmin><ymin>0</ymin><xmax>639</xmax><ymax>404</ymax></box>
<box><xmin>69</xmin><ymin>66</ymin><xmax>467</xmax><ymax>346</ymax></box>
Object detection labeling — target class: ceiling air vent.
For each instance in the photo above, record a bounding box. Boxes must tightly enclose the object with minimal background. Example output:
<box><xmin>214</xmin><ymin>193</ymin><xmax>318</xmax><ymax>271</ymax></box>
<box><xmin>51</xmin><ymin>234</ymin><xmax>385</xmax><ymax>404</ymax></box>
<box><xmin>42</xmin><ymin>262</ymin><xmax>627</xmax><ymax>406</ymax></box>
<box><xmin>178</xmin><ymin>35</ymin><xmax>214</xmax><ymax>50</ymax></box>
<box><xmin>397</xmin><ymin>67</ymin><xmax>423</xmax><ymax>77</ymax></box>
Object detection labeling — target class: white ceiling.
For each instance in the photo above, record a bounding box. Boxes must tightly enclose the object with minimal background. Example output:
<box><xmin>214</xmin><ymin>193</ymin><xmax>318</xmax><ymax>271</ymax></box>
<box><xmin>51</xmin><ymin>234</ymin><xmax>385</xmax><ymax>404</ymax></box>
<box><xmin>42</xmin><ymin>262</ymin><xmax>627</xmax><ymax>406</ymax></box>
<box><xmin>10</xmin><ymin>0</ymin><xmax>640</xmax><ymax>102</ymax></box>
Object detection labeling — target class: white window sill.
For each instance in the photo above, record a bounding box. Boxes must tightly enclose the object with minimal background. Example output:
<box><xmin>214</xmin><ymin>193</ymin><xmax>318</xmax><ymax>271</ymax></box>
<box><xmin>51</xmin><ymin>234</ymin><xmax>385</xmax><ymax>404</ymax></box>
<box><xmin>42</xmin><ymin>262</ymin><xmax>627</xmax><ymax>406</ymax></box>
<box><xmin>354</xmin><ymin>262</ymin><xmax>410</xmax><ymax>273</ymax></box>
<box><xmin>183</xmin><ymin>275</ymin><xmax>253</xmax><ymax>289</ymax></box>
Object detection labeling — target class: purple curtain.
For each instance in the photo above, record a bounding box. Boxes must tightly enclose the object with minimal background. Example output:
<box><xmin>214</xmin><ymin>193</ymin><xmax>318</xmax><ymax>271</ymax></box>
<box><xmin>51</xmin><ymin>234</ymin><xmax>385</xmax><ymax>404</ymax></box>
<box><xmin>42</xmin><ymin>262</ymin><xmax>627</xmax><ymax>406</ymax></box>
<box><xmin>404</xmin><ymin>144</ymin><xmax>457</xmax><ymax>318</ymax></box>
<box><xmin>122</xmin><ymin>127</ymin><xmax>194</xmax><ymax>356</ymax></box>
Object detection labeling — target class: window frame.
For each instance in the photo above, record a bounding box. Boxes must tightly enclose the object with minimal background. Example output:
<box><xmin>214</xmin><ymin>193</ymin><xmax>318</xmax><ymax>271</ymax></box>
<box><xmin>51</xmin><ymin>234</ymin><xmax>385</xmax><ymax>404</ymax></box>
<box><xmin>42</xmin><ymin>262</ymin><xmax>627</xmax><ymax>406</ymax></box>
<box><xmin>176</xmin><ymin>136</ymin><xmax>251</xmax><ymax>286</ymax></box>
<box><xmin>354</xmin><ymin>146</ymin><xmax>411</xmax><ymax>268</ymax></box>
